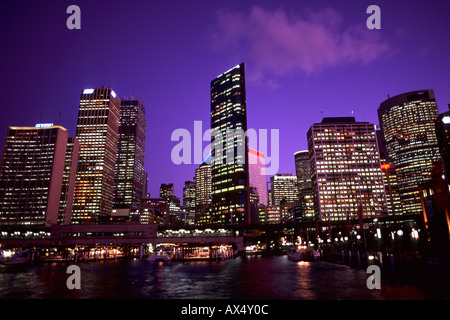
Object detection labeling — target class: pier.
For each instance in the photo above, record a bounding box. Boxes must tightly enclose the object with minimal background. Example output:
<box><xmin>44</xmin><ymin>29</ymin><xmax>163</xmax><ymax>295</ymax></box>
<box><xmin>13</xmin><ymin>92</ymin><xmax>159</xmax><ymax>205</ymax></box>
<box><xmin>0</xmin><ymin>223</ymin><xmax>244</xmax><ymax>263</ymax></box>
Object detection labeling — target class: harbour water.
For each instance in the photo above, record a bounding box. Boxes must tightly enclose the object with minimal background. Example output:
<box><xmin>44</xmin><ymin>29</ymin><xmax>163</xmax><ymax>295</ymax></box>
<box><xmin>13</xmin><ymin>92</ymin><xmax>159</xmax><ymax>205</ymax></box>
<box><xmin>0</xmin><ymin>255</ymin><xmax>443</xmax><ymax>300</ymax></box>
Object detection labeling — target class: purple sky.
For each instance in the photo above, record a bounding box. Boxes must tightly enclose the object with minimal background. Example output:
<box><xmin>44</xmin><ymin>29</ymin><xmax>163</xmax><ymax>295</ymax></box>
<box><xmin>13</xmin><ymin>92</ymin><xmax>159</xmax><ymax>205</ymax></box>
<box><xmin>1</xmin><ymin>0</ymin><xmax>450</xmax><ymax>200</ymax></box>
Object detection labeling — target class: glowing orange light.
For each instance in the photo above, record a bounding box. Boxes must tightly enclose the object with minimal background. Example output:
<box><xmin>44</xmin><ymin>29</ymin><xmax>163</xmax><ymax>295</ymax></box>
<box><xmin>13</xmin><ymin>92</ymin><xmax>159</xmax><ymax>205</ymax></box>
<box><xmin>381</xmin><ymin>164</ymin><xmax>391</xmax><ymax>170</ymax></box>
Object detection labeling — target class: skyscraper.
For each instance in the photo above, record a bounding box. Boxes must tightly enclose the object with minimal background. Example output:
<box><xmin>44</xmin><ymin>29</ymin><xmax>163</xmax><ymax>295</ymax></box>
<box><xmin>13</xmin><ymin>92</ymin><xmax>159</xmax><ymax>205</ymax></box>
<box><xmin>59</xmin><ymin>137</ymin><xmax>81</xmax><ymax>225</ymax></box>
<box><xmin>160</xmin><ymin>183</ymin><xmax>180</xmax><ymax>218</ymax></box>
<box><xmin>113</xmin><ymin>97</ymin><xmax>146</xmax><ymax>208</ymax></box>
<box><xmin>210</xmin><ymin>63</ymin><xmax>250</xmax><ymax>225</ymax></box>
<box><xmin>308</xmin><ymin>117</ymin><xmax>387</xmax><ymax>222</ymax></box>
<box><xmin>294</xmin><ymin>150</ymin><xmax>315</xmax><ymax>221</ymax></box>
<box><xmin>294</xmin><ymin>150</ymin><xmax>312</xmax><ymax>191</ymax></box>
<box><xmin>265</xmin><ymin>205</ymin><xmax>281</xmax><ymax>224</ymax></box>
<box><xmin>160</xmin><ymin>183</ymin><xmax>174</xmax><ymax>199</ymax></box>
<box><xmin>183</xmin><ymin>180</ymin><xmax>196</xmax><ymax>215</ymax></box>
<box><xmin>72</xmin><ymin>87</ymin><xmax>121</xmax><ymax>224</ymax></box>
<box><xmin>376</xmin><ymin>129</ymin><xmax>403</xmax><ymax>216</ymax></box>
<box><xmin>0</xmin><ymin>124</ymin><xmax>79</xmax><ymax>226</ymax></box>
<box><xmin>248</xmin><ymin>148</ymin><xmax>267</xmax><ymax>206</ymax></box>
<box><xmin>195</xmin><ymin>158</ymin><xmax>212</xmax><ymax>225</ymax></box>
<box><xmin>270</xmin><ymin>174</ymin><xmax>298</xmax><ymax>207</ymax></box>
<box><xmin>378</xmin><ymin>90</ymin><xmax>441</xmax><ymax>215</ymax></box>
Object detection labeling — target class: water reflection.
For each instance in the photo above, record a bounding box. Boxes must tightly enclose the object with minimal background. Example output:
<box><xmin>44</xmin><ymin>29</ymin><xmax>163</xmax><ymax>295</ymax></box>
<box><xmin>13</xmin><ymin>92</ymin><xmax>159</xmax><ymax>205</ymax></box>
<box><xmin>0</xmin><ymin>255</ymin><xmax>434</xmax><ymax>299</ymax></box>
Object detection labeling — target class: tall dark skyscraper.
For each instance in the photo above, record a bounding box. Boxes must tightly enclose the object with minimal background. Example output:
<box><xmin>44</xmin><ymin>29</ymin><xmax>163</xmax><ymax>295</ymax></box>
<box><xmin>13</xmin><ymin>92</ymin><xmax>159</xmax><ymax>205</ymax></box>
<box><xmin>308</xmin><ymin>117</ymin><xmax>387</xmax><ymax>222</ymax></box>
<box><xmin>0</xmin><ymin>124</ymin><xmax>79</xmax><ymax>226</ymax></box>
<box><xmin>378</xmin><ymin>90</ymin><xmax>441</xmax><ymax>215</ymax></box>
<box><xmin>183</xmin><ymin>180</ymin><xmax>196</xmax><ymax>219</ymax></box>
<box><xmin>113</xmin><ymin>97</ymin><xmax>146</xmax><ymax>208</ymax></box>
<box><xmin>294</xmin><ymin>150</ymin><xmax>314</xmax><ymax>221</ymax></box>
<box><xmin>210</xmin><ymin>63</ymin><xmax>250</xmax><ymax>225</ymax></box>
<box><xmin>72</xmin><ymin>87</ymin><xmax>121</xmax><ymax>224</ymax></box>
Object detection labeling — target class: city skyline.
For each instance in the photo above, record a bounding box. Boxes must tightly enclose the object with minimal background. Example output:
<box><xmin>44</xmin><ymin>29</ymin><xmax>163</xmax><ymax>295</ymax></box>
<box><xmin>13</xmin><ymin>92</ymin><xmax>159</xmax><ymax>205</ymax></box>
<box><xmin>3</xmin><ymin>1</ymin><xmax>450</xmax><ymax>306</ymax></box>
<box><xmin>1</xmin><ymin>0</ymin><xmax>450</xmax><ymax>201</ymax></box>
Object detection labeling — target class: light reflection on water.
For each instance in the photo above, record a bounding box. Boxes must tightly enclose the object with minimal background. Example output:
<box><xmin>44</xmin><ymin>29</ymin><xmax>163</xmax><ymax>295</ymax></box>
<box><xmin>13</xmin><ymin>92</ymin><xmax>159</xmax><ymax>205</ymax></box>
<box><xmin>0</xmin><ymin>255</ymin><xmax>430</xmax><ymax>299</ymax></box>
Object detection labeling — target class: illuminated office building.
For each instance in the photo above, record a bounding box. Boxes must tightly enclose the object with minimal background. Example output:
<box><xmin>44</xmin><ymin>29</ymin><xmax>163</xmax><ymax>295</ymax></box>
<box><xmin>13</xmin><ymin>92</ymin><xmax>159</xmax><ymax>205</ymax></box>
<box><xmin>141</xmin><ymin>197</ymin><xmax>169</xmax><ymax>221</ymax></box>
<box><xmin>0</xmin><ymin>124</ymin><xmax>79</xmax><ymax>226</ymax></box>
<box><xmin>376</xmin><ymin>129</ymin><xmax>403</xmax><ymax>216</ymax></box>
<box><xmin>307</xmin><ymin>117</ymin><xmax>388</xmax><ymax>222</ymax></box>
<box><xmin>181</xmin><ymin>180</ymin><xmax>196</xmax><ymax>225</ymax></box>
<box><xmin>249</xmin><ymin>148</ymin><xmax>267</xmax><ymax>206</ymax></box>
<box><xmin>195</xmin><ymin>159</ymin><xmax>212</xmax><ymax>225</ymax></box>
<box><xmin>294</xmin><ymin>150</ymin><xmax>314</xmax><ymax>220</ymax></box>
<box><xmin>258</xmin><ymin>205</ymin><xmax>267</xmax><ymax>224</ymax></box>
<box><xmin>294</xmin><ymin>150</ymin><xmax>312</xmax><ymax>191</ymax></box>
<box><xmin>378</xmin><ymin>90</ymin><xmax>441</xmax><ymax>215</ymax></box>
<box><xmin>379</xmin><ymin>162</ymin><xmax>402</xmax><ymax>216</ymax></box>
<box><xmin>113</xmin><ymin>97</ymin><xmax>146</xmax><ymax>208</ymax></box>
<box><xmin>58</xmin><ymin>137</ymin><xmax>80</xmax><ymax>224</ymax></box>
<box><xmin>299</xmin><ymin>188</ymin><xmax>315</xmax><ymax>220</ymax></box>
<box><xmin>160</xmin><ymin>183</ymin><xmax>174</xmax><ymax>200</ymax></box>
<box><xmin>72</xmin><ymin>87</ymin><xmax>121</xmax><ymax>224</ymax></box>
<box><xmin>266</xmin><ymin>205</ymin><xmax>281</xmax><ymax>224</ymax></box>
<box><xmin>210</xmin><ymin>63</ymin><xmax>250</xmax><ymax>225</ymax></box>
<box><xmin>183</xmin><ymin>180</ymin><xmax>196</xmax><ymax>214</ymax></box>
<box><xmin>160</xmin><ymin>183</ymin><xmax>180</xmax><ymax>217</ymax></box>
<box><xmin>270</xmin><ymin>174</ymin><xmax>298</xmax><ymax>206</ymax></box>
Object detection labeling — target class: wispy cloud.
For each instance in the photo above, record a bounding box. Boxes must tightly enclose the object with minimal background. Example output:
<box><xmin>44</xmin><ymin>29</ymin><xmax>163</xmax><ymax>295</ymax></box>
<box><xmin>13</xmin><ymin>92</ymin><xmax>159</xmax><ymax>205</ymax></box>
<box><xmin>209</xmin><ymin>6</ymin><xmax>391</xmax><ymax>84</ymax></box>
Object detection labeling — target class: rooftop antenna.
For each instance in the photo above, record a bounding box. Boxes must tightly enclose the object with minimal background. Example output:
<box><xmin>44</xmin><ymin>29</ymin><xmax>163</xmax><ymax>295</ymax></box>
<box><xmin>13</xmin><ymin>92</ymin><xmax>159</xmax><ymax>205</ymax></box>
<box><xmin>58</xmin><ymin>112</ymin><xmax>62</xmax><ymax>124</ymax></box>
<box><xmin>351</xmin><ymin>109</ymin><xmax>354</xmax><ymax>116</ymax></box>
<box><xmin>320</xmin><ymin>110</ymin><xmax>324</xmax><ymax>119</ymax></box>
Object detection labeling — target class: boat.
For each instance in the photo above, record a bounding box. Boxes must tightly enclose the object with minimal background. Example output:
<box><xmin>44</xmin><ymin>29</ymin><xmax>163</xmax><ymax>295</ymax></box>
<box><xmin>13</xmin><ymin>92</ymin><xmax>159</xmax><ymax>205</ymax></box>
<box><xmin>1</xmin><ymin>248</ymin><xmax>38</xmax><ymax>264</ymax></box>
<box><xmin>287</xmin><ymin>245</ymin><xmax>318</xmax><ymax>262</ymax></box>
<box><xmin>147</xmin><ymin>252</ymin><xmax>172</xmax><ymax>262</ymax></box>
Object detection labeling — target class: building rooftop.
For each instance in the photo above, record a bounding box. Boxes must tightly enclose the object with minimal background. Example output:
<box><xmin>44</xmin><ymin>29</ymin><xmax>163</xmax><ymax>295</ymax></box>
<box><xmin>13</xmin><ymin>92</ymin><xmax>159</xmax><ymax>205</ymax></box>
<box><xmin>321</xmin><ymin>117</ymin><xmax>355</xmax><ymax>124</ymax></box>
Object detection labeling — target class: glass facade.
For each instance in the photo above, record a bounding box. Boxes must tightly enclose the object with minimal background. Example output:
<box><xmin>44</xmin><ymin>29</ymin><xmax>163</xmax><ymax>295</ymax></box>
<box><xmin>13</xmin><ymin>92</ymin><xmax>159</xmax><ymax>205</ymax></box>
<box><xmin>210</xmin><ymin>63</ymin><xmax>250</xmax><ymax>225</ymax></box>
<box><xmin>378</xmin><ymin>90</ymin><xmax>441</xmax><ymax>215</ymax></box>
